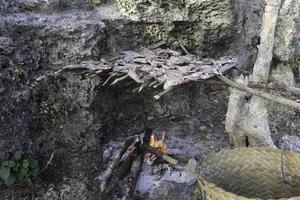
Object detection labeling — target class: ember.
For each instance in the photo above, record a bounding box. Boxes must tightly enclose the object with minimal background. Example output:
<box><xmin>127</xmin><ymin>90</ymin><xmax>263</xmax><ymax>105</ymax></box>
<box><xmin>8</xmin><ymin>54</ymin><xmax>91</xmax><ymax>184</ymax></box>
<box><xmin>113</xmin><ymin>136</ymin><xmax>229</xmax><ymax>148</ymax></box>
<box><xmin>149</xmin><ymin>134</ymin><xmax>168</xmax><ymax>154</ymax></box>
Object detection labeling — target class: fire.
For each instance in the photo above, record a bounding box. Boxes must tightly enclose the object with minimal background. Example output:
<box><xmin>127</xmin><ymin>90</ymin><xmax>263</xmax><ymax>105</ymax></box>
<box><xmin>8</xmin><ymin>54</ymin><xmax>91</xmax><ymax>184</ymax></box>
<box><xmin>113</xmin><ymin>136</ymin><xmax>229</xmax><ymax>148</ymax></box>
<box><xmin>149</xmin><ymin>134</ymin><xmax>168</xmax><ymax>154</ymax></box>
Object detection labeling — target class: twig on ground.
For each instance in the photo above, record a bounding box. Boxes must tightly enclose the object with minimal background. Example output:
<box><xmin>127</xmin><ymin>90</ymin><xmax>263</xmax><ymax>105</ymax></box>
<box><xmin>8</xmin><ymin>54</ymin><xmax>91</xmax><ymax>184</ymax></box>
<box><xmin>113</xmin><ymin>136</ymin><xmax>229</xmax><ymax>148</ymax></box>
<box><xmin>39</xmin><ymin>152</ymin><xmax>55</xmax><ymax>174</ymax></box>
<box><xmin>179</xmin><ymin>44</ymin><xmax>190</xmax><ymax>55</ymax></box>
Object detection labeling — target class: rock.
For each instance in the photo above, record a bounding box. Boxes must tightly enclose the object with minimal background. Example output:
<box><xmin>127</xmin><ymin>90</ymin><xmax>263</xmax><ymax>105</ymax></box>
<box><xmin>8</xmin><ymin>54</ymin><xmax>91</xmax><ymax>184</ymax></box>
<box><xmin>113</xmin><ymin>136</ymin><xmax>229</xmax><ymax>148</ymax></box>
<box><xmin>103</xmin><ymin>147</ymin><xmax>113</xmax><ymax>161</ymax></box>
<box><xmin>184</xmin><ymin>159</ymin><xmax>197</xmax><ymax>185</ymax></box>
<box><xmin>0</xmin><ymin>37</ymin><xmax>14</xmax><ymax>55</ymax></box>
<box><xmin>0</xmin><ymin>12</ymin><xmax>106</xmax><ymax>66</ymax></box>
<box><xmin>280</xmin><ymin>135</ymin><xmax>300</xmax><ymax>153</ymax></box>
<box><xmin>117</xmin><ymin>0</ymin><xmax>236</xmax><ymax>55</ymax></box>
<box><xmin>1</xmin><ymin>0</ymin><xmax>94</xmax><ymax>13</ymax></box>
<box><xmin>271</xmin><ymin>63</ymin><xmax>295</xmax><ymax>87</ymax></box>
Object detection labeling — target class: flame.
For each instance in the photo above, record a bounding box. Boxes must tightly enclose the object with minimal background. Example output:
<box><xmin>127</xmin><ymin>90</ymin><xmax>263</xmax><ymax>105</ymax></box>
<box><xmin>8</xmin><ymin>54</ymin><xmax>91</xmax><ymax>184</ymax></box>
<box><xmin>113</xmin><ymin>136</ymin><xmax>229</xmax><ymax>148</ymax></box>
<box><xmin>149</xmin><ymin>134</ymin><xmax>168</xmax><ymax>154</ymax></box>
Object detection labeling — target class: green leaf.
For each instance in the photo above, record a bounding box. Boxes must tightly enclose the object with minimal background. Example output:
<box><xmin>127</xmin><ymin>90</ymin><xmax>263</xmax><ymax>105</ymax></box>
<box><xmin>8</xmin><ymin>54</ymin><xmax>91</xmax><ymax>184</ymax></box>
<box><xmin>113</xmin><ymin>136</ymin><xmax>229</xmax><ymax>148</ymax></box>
<box><xmin>4</xmin><ymin>175</ymin><xmax>16</xmax><ymax>187</ymax></box>
<box><xmin>14</xmin><ymin>151</ymin><xmax>22</xmax><ymax>160</ymax></box>
<box><xmin>21</xmin><ymin>167</ymin><xmax>29</xmax><ymax>177</ymax></box>
<box><xmin>7</xmin><ymin>160</ymin><xmax>16</xmax><ymax>168</ymax></box>
<box><xmin>0</xmin><ymin>167</ymin><xmax>10</xmax><ymax>180</ymax></box>
<box><xmin>22</xmin><ymin>160</ymin><xmax>29</xmax><ymax>168</ymax></box>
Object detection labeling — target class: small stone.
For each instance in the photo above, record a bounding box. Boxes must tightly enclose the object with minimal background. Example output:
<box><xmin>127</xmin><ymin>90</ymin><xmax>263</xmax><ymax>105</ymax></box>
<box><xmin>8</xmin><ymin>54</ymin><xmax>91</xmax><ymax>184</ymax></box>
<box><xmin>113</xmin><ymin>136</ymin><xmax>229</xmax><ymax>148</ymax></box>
<box><xmin>271</xmin><ymin>63</ymin><xmax>295</xmax><ymax>87</ymax></box>
<box><xmin>184</xmin><ymin>159</ymin><xmax>197</xmax><ymax>185</ymax></box>
<box><xmin>103</xmin><ymin>147</ymin><xmax>113</xmax><ymax>160</ymax></box>
<box><xmin>200</xmin><ymin>126</ymin><xmax>207</xmax><ymax>130</ymax></box>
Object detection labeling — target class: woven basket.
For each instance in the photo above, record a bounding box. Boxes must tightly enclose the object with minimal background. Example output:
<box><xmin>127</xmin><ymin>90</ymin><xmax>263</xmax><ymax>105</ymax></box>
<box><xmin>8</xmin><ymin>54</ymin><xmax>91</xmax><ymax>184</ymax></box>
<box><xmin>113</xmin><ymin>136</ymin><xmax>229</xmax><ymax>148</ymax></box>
<box><xmin>196</xmin><ymin>148</ymin><xmax>300</xmax><ymax>200</ymax></box>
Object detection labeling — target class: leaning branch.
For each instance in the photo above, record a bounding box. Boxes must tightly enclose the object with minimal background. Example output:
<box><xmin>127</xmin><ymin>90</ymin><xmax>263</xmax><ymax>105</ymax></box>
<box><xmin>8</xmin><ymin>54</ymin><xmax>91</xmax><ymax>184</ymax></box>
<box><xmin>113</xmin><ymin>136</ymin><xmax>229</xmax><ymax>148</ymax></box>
<box><xmin>218</xmin><ymin>75</ymin><xmax>300</xmax><ymax>110</ymax></box>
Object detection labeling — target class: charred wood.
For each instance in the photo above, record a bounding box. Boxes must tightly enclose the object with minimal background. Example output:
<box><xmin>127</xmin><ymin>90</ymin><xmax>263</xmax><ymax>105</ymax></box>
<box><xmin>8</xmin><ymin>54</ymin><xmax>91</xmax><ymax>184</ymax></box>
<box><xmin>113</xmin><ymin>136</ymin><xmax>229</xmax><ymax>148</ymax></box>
<box><xmin>141</xmin><ymin>144</ymin><xmax>179</xmax><ymax>165</ymax></box>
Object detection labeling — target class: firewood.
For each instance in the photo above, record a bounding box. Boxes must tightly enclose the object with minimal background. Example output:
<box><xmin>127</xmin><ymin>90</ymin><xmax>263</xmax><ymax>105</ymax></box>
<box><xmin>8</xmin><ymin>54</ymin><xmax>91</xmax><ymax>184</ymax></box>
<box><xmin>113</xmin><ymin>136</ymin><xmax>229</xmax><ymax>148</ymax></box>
<box><xmin>169</xmin><ymin>154</ymin><xmax>195</xmax><ymax>163</ymax></box>
<box><xmin>141</xmin><ymin>144</ymin><xmax>179</xmax><ymax>165</ymax></box>
<box><xmin>127</xmin><ymin>155</ymin><xmax>143</xmax><ymax>198</ymax></box>
<box><xmin>99</xmin><ymin>136</ymin><xmax>138</xmax><ymax>193</ymax></box>
<box><xmin>100</xmin><ymin>136</ymin><xmax>141</xmax><ymax>195</ymax></box>
<box><xmin>103</xmin><ymin>151</ymin><xmax>137</xmax><ymax>194</ymax></box>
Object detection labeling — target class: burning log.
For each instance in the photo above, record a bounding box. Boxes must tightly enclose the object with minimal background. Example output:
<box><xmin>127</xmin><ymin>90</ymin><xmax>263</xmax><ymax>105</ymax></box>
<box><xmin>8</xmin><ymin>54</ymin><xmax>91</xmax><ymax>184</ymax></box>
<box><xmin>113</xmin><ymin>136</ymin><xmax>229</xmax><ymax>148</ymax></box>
<box><xmin>141</xmin><ymin>144</ymin><xmax>178</xmax><ymax>165</ymax></box>
<box><xmin>95</xmin><ymin>129</ymin><xmax>179</xmax><ymax>199</ymax></box>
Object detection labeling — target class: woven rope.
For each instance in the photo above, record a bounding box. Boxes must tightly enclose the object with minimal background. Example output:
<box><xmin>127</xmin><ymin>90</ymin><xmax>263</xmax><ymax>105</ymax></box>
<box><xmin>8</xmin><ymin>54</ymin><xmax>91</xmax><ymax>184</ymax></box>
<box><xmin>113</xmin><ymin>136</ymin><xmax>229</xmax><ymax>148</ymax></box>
<box><xmin>196</xmin><ymin>148</ymin><xmax>300</xmax><ymax>200</ymax></box>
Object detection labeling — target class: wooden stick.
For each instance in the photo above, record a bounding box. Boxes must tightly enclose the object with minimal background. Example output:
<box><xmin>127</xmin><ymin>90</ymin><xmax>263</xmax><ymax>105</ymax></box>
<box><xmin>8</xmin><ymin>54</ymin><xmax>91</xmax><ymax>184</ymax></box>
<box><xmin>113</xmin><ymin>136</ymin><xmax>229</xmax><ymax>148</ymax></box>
<box><xmin>169</xmin><ymin>154</ymin><xmax>195</xmax><ymax>163</ymax></box>
<box><xmin>148</xmin><ymin>80</ymin><xmax>158</xmax><ymax>87</ymax></box>
<box><xmin>218</xmin><ymin>75</ymin><xmax>300</xmax><ymax>110</ymax></box>
<box><xmin>252</xmin><ymin>0</ymin><xmax>282</xmax><ymax>83</ymax></box>
<box><xmin>103</xmin><ymin>152</ymin><xmax>137</xmax><ymax>194</ymax></box>
<box><xmin>128</xmin><ymin>70</ymin><xmax>144</xmax><ymax>83</ymax></box>
<box><xmin>127</xmin><ymin>155</ymin><xmax>143</xmax><ymax>198</ymax></box>
<box><xmin>289</xmin><ymin>86</ymin><xmax>300</xmax><ymax>96</ymax></box>
<box><xmin>132</xmin><ymin>83</ymin><xmax>148</xmax><ymax>93</ymax></box>
<box><xmin>102</xmin><ymin>72</ymin><xmax>117</xmax><ymax>86</ymax></box>
<box><xmin>99</xmin><ymin>136</ymin><xmax>138</xmax><ymax>193</ymax></box>
<box><xmin>154</xmin><ymin>87</ymin><xmax>173</xmax><ymax>100</ymax></box>
<box><xmin>141</xmin><ymin>144</ymin><xmax>179</xmax><ymax>165</ymax></box>
<box><xmin>153</xmin><ymin>82</ymin><xmax>164</xmax><ymax>88</ymax></box>
<box><xmin>179</xmin><ymin>44</ymin><xmax>190</xmax><ymax>55</ymax></box>
<box><xmin>110</xmin><ymin>74</ymin><xmax>129</xmax><ymax>85</ymax></box>
<box><xmin>39</xmin><ymin>152</ymin><xmax>55</xmax><ymax>174</ymax></box>
<box><xmin>249</xmin><ymin>82</ymin><xmax>300</xmax><ymax>96</ymax></box>
<box><xmin>99</xmin><ymin>148</ymin><xmax>122</xmax><ymax>193</ymax></box>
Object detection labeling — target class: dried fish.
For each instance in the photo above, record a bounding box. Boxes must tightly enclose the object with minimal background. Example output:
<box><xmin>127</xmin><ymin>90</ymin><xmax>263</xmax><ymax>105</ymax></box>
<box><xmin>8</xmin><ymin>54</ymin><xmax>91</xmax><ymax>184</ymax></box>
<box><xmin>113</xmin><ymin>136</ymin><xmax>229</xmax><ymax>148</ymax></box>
<box><xmin>142</xmin><ymin>47</ymin><xmax>156</xmax><ymax>59</ymax></box>
<box><xmin>58</xmin><ymin>48</ymin><xmax>238</xmax><ymax>99</ymax></box>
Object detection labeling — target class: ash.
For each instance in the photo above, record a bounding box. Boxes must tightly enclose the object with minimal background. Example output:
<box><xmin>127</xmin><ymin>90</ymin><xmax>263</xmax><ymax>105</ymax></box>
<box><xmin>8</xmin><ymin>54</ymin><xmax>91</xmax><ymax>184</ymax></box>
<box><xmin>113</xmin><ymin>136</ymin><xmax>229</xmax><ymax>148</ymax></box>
<box><xmin>137</xmin><ymin>160</ymin><xmax>197</xmax><ymax>199</ymax></box>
